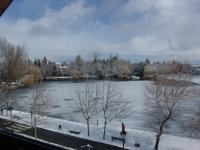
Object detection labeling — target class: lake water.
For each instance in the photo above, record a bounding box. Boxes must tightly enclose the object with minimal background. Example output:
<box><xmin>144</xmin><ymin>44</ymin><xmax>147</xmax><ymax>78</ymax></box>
<box><xmin>14</xmin><ymin>78</ymin><xmax>200</xmax><ymax>137</ymax></box>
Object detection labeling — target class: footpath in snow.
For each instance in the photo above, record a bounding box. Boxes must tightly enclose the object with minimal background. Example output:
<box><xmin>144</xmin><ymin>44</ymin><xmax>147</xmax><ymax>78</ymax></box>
<box><xmin>0</xmin><ymin>110</ymin><xmax>200</xmax><ymax>150</ymax></box>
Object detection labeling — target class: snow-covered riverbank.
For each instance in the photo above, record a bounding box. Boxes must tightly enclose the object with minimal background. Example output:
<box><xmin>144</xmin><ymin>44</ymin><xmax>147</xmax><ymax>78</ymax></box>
<box><xmin>1</xmin><ymin>110</ymin><xmax>200</xmax><ymax>150</ymax></box>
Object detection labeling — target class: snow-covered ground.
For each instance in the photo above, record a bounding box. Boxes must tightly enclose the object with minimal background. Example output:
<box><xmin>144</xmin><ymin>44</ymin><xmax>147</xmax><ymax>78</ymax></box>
<box><xmin>1</xmin><ymin>110</ymin><xmax>200</xmax><ymax>150</ymax></box>
<box><xmin>192</xmin><ymin>76</ymin><xmax>200</xmax><ymax>84</ymax></box>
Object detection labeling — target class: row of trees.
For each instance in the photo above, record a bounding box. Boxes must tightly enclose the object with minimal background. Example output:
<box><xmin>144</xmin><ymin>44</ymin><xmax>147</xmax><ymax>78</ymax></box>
<box><xmin>75</xmin><ymin>80</ymin><xmax>129</xmax><ymax>140</ymax></box>
<box><xmin>0</xmin><ymin>38</ymin><xmax>27</xmax><ymax>82</ymax></box>
<box><xmin>70</xmin><ymin>55</ymin><xmax>133</xmax><ymax>80</ymax></box>
<box><xmin>67</xmin><ymin>55</ymin><xmax>150</xmax><ymax>80</ymax></box>
<box><xmin>31</xmin><ymin>55</ymin><xmax>154</xmax><ymax>80</ymax></box>
<box><xmin>31</xmin><ymin>55</ymin><xmax>135</xmax><ymax>80</ymax></box>
<box><xmin>0</xmin><ymin>38</ymin><xmax>43</xmax><ymax>86</ymax></box>
<box><xmin>32</xmin><ymin>55</ymin><xmax>193</xmax><ymax>82</ymax></box>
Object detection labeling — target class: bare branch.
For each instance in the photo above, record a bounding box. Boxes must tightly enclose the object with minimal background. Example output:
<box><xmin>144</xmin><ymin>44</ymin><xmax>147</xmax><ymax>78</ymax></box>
<box><xmin>145</xmin><ymin>63</ymin><xmax>192</xmax><ymax>150</ymax></box>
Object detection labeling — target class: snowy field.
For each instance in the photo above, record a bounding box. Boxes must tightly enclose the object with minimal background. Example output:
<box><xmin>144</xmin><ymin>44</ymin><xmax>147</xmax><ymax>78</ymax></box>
<box><xmin>1</xmin><ymin>110</ymin><xmax>200</xmax><ymax>150</ymax></box>
<box><xmin>13</xmin><ymin>77</ymin><xmax>200</xmax><ymax>138</ymax></box>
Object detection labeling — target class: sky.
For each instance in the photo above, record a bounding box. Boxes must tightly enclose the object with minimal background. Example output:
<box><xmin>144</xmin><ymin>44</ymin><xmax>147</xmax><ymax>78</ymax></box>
<box><xmin>1</xmin><ymin>0</ymin><xmax>200</xmax><ymax>63</ymax></box>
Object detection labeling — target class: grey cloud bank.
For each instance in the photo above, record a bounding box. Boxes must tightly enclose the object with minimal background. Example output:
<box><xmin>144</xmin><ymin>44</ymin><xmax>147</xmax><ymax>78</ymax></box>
<box><xmin>0</xmin><ymin>0</ymin><xmax>200</xmax><ymax>63</ymax></box>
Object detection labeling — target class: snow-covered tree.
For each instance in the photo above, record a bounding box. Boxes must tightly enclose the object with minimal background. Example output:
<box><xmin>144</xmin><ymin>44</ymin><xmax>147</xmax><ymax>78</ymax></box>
<box><xmin>70</xmin><ymin>69</ymin><xmax>82</xmax><ymax>79</ymax></box>
<box><xmin>100</xmin><ymin>81</ymin><xmax>129</xmax><ymax>140</ymax></box>
<box><xmin>144</xmin><ymin>64</ymin><xmax>157</xmax><ymax>79</ymax></box>
<box><xmin>31</xmin><ymin>86</ymin><xmax>51</xmax><ymax>138</ymax></box>
<box><xmin>134</xmin><ymin>62</ymin><xmax>145</xmax><ymax>79</ymax></box>
<box><xmin>145</xmin><ymin>65</ymin><xmax>192</xmax><ymax>150</ymax></box>
<box><xmin>188</xmin><ymin>87</ymin><xmax>200</xmax><ymax>136</ymax></box>
<box><xmin>74</xmin><ymin>81</ymin><xmax>99</xmax><ymax>136</ymax></box>
<box><xmin>0</xmin><ymin>38</ymin><xmax>27</xmax><ymax>82</ymax></box>
<box><xmin>0</xmin><ymin>84</ymin><xmax>17</xmax><ymax>119</ymax></box>
<box><xmin>74</xmin><ymin>55</ymin><xmax>84</xmax><ymax>71</ymax></box>
<box><xmin>117</xmin><ymin>61</ymin><xmax>131</xmax><ymax>79</ymax></box>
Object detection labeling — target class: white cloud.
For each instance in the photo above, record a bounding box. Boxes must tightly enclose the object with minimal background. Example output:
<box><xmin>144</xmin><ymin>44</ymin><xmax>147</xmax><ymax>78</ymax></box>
<box><xmin>128</xmin><ymin>36</ymin><xmax>170</xmax><ymax>54</ymax></box>
<box><xmin>0</xmin><ymin>0</ymin><xmax>94</xmax><ymax>59</ymax></box>
<box><xmin>33</xmin><ymin>0</ymin><xmax>93</xmax><ymax>29</ymax></box>
<box><xmin>122</xmin><ymin>0</ymin><xmax>154</xmax><ymax>15</ymax></box>
<box><xmin>1</xmin><ymin>0</ymin><xmax>200</xmax><ymax>62</ymax></box>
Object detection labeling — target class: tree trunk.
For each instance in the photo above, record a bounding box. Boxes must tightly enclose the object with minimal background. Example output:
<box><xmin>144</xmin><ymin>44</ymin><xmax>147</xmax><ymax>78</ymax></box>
<box><xmin>155</xmin><ymin>129</ymin><xmax>162</xmax><ymax>150</ymax></box>
<box><xmin>10</xmin><ymin>111</ymin><xmax>12</xmax><ymax>121</ymax></box>
<box><xmin>30</xmin><ymin>107</ymin><xmax>33</xmax><ymax>124</ymax></box>
<box><xmin>103</xmin><ymin>119</ymin><xmax>107</xmax><ymax>140</ymax></box>
<box><xmin>33</xmin><ymin>97</ymin><xmax>37</xmax><ymax>138</ymax></box>
<box><xmin>34</xmin><ymin>121</ymin><xmax>37</xmax><ymax>138</ymax></box>
<box><xmin>33</xmin><ymin>107</ymin><xmax>37</xmax><ymax>138</ymax></box>
<box><xmin>155</xmin><ymin>110</ymin><xmax>172</xmax><ymax>150</ymax></box>
<box><xmin>87</xmin><ymin>118</ymin><xmax>90</xmax><ymax>136</ymax></box>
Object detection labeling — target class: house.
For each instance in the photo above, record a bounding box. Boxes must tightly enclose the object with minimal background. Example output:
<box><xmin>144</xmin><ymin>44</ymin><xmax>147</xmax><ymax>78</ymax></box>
<box><xmin>56</xmin><ymin>63</ymin><xmax>69</xmax><ymax>76</ymax></box>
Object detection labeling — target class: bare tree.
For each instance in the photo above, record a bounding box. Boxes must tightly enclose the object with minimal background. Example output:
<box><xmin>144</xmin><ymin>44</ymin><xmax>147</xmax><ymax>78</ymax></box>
<box><xmin>100</xmin><ymin>81</ymin><xmax>129</xmax><ymax>140</ymax></box>
<box><xmin>4</xmin><ymin>90</ymin><xmax>17</xmax><ymax>119</ymax></box>
<box><xmin>0</xmin><ymin>84</ymin><xmax>17</xmax><ymax>119</ymax></box>
<box><xmin>145</xmin><ymin>66</ymin><xmax>192</xmax><ymax>150</ymax></box>
<box><xmin>0</xmin><ymin>38</ymin><xmax>27</xmax><ymax>82</ymax></box>
<box><xmin>189</xmin><ymin>111</ymin><xmax>200</xmax><ymax>136</ymax></box>
<box><xmin>0</xmin><ymin>84</ymin><xmax>8</xmax><ymax>109</ymax></box>
<box><xmin>188</xmin><ymin>87</ymin><xmax>200</xmax><ymax>136</ymax></box>
<box><xmin>31</xmin><ymin>86</ymin><xmax>51</xmax><ymax>138</ymax></box>
<box><xmin>74</xmin><ymin>81</ymin><xmax>98</xmax><ymax>136</ymax></box>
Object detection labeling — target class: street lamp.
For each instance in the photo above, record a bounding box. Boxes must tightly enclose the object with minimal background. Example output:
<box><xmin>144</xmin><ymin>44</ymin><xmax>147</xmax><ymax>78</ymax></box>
<box><xmin>120</xmin><ymin>122</ymin><xmax>127</xmax><ymax>149</ymax></box>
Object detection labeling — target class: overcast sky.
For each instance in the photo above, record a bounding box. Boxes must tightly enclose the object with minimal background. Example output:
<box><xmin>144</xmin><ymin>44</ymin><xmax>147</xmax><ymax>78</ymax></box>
<box><xmin>1</xmin><ymin>0</ymin><xmax>200</xmax><ymax>63</ymax></box>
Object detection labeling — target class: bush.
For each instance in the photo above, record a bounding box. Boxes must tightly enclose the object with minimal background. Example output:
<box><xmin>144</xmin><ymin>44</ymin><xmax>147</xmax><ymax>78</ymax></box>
<box><xmin>26</xmin><ymin>65</ymin><xmax>42</xmax><ymax>82</ymax></box>
<box><xmin>21</xmin><ymin>75</ymin><xmax>34</xmax><ymax>87</ymax></box>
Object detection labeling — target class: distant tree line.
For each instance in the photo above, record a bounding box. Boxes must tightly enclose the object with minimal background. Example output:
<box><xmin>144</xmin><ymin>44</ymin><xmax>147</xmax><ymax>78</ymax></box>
<box><xmin>33</xmin><ymin>55</ymin><xmax>193</xmax><ymax>81</ymax></box>
<box><xmin>31</xmin><ymin>55</ymin><xmax>140</xmax><ymax>80</ymax></box>
<box><xmin>0</xmin><ymin>37</ymin><xmax>193</xmax><ymax>85</ymax></box>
